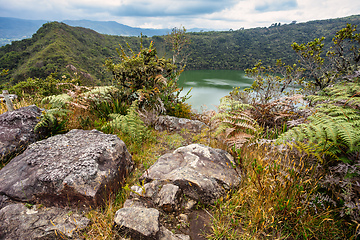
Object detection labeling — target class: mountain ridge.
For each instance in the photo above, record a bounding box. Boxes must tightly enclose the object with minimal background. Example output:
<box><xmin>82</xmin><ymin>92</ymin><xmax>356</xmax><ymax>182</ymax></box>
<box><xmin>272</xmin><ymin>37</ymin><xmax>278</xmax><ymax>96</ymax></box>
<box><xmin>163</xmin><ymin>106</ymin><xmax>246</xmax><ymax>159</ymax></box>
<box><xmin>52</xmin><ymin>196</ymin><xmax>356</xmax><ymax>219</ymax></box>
<box><xmin>0</xmin><ymin>14</ymin><xmax>359</xmax><ymax>85</ymax></box>
<box><xmin>0</xmin><ymin>17</ymin><xmax>209</xmax><ymax>47</ymax></box>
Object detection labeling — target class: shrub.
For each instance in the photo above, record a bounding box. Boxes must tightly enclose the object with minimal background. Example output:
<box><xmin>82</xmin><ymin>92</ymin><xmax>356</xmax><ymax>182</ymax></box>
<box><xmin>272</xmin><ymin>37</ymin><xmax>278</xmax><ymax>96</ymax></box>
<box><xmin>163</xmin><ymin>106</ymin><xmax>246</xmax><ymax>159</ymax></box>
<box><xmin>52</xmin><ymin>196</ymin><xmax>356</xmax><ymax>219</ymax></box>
<box><xmin>105</xmin><ymin>39</ymin><xmax>191</xmax><ymax>117</ymax></box>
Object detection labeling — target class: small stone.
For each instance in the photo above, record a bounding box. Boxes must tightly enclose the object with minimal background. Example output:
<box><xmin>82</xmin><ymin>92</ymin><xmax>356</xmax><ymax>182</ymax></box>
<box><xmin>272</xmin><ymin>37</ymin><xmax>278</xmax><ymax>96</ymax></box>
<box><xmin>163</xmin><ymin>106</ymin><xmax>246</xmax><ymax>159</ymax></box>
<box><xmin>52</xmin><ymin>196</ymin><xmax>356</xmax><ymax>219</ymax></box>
<box><xmin>155</xmin><ymin>184</ymin><xmax>180</xmax><ymax>212</ymax></box>
<box><xmin>123</xmin><ymin>199</ymin><xmax>146</xmax><ymax>208</ymax></box>
<box><xmin>184</xmin><ymin>199</ymin><xmax>197</xmax><ymax>210</ymax></box>
<box><xmin>178</xmin><ymin>214</ymin><xmax>188</xmax><ymax>223</ymax></box>
<box><xmin>158</xmin><ymin>226</ymin><xmax>190</xmax><ymax>240</ymax></box>
<box><xmin>130</xmin><ymin>185</ymin><xmax>145</xmax><ymax>197</ymax></box>
<box><xmin>155</xmin><ymin>115</ymin><xmax>206</xmax><ymax>133</ymax></box>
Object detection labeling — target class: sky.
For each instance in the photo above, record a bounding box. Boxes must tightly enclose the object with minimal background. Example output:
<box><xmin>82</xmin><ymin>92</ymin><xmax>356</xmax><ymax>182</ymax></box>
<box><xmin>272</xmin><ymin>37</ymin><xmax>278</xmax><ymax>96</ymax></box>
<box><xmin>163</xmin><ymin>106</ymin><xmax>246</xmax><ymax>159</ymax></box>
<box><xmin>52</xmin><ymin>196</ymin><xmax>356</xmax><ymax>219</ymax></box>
<box><xmin>1</xmin><ymin>0</ymin><xmax>360</xmax><ymax>30</ymax></box>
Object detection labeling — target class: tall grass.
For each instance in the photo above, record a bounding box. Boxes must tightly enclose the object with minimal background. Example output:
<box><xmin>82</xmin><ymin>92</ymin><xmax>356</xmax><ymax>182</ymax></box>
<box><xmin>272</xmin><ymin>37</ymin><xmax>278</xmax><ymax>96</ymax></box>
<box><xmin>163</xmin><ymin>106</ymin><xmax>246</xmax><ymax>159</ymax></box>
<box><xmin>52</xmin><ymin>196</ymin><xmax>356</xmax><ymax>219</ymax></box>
<box><xmin>208</xmin><ymin>142</ymin><xmax>356</xmax><ymax>239</ymax></box>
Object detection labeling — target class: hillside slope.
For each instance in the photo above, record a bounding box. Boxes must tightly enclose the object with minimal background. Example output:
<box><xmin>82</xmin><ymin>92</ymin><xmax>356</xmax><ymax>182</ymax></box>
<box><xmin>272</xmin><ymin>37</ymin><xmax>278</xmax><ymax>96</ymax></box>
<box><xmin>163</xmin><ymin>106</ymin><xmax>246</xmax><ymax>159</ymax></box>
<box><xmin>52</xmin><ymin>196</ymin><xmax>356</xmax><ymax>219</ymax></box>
<box><xmin>185</xmin><ymin>14</ymin><xmax>360</xmax><ymax>70</ymax></box>
<box><xmin>0</xmin><ymin>22</ymin><xmax>156</xmax><ymax>85</ymax></box>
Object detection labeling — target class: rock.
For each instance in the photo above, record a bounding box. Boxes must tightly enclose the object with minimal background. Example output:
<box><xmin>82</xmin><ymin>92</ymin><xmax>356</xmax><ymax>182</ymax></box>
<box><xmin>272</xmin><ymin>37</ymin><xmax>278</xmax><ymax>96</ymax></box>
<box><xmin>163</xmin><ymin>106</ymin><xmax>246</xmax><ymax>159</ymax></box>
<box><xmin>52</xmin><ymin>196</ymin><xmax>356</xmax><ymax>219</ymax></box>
<box><xmin>123</xmin><ymin>198</ymin><xmax>147</xmax><ymax>208</ymax></box>
<box><xmin>158</xmin><ymin>226</ymin><xmax>190</xmax><ymax>240</ymax></box>
<box><xmin>0</xmin><ymin>105</ymin><xmax>44</xmax><ymax>163</ymax></box>
<box><xmin>154</xmin><ymin>184</ymin><xmax>181</xmax><ymax>212</ymax></box>
<box><xmin>114</xmin><ymin>207</ymin><xmax>160</xmax><ymax>239</ymax></box>
<box><xmin>184</xmin><ymin>199</ymin><xmax>197</xmax><ymax>210</ymax></box>
<box><xmin>155</xmin><ymin>116</ymin><xmax>206</xmax><ymax>133</ymax></box>
<box><xmin>0</xmin><ymin>195</ymin><xmax>13</xmax><ymax>210</ymax></box>
<box><xmin>0</xmin><ymin>129</ymin><xmax>133</xmax><ymax>208</ymax></box>
<box><xmin>141</xmin><ymin>144</ymin><xmax>241</xmax><ymax>204</ymax></box>
<box><xmin>178</xmin><ymin>214</ymin><xmax>188</xmax><ymax>224</ymax></box>
<box><xmin>115</xmin><ymin>144</ymin><xmax>238</xmax><ymax>240</ymax></box>
<box><xmin>0</xmin><ymin>203</ymin><xmax>89</xmax><ymax>240</ymax></box>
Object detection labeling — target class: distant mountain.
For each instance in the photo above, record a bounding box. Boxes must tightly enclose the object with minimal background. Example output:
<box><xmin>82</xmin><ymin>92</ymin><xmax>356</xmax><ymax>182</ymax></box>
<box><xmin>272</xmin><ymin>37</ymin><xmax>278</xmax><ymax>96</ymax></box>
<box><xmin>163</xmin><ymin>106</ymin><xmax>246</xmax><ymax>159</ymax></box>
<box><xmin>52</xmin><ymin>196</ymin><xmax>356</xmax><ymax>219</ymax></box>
<box><xmin>62</xmin><ymin>20</ymin><xmax>170</xmax><ymax>37</ymax></box>
<box><xmin>0</xmin><ymin>17</ymin><xmax>209</xmax><ymax>47</ymax></box>
<box><xmin>0</xmin><ymin>17</ymin><xmax>47</xmax><ymax>46</ymax></box>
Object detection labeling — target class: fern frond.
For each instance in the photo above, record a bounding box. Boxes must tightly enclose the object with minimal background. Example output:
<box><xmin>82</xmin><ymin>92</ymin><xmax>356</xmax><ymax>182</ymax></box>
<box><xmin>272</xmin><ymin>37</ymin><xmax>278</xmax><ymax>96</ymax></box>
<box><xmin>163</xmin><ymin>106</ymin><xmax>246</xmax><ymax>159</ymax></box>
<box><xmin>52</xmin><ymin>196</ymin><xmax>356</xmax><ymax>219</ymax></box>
<box><xmin>278</xmin><ymin>81</ymin><xmax>360</xmax><ymax>161</ymax></box>
<box><xmin>212</xmin><ymin>96</ymin><xmax>259</xmax><ymax>147</ymax></box>
<box><xmin>34</xmin><ymin>111</ymin><xmax>67</xmax><ymax>136</ymax></box>
<box><xmin>104</xmin><ymin>101</ymin><xmax>151</xmax><ymax>144</ymax></box>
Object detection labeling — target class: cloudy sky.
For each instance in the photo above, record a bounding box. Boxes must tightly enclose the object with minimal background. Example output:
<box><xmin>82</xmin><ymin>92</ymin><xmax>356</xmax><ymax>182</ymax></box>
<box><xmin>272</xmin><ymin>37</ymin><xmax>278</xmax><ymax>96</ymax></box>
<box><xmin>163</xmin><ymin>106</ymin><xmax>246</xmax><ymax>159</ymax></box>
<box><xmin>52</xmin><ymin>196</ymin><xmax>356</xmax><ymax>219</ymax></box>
<box><xmin>1</xmin><ymin>0</ymin><xmax>359</xmax><ymax>30</ymax></box>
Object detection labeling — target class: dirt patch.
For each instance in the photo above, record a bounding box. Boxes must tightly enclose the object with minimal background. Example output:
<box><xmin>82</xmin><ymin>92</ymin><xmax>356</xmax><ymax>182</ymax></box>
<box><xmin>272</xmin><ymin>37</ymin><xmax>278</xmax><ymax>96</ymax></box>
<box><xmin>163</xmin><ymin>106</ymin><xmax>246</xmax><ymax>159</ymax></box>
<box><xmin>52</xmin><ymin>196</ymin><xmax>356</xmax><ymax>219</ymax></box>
<box><xmin>186</xmin><ymin>209</ymin><xmax>213</xmax><ymax>240</ymax></box>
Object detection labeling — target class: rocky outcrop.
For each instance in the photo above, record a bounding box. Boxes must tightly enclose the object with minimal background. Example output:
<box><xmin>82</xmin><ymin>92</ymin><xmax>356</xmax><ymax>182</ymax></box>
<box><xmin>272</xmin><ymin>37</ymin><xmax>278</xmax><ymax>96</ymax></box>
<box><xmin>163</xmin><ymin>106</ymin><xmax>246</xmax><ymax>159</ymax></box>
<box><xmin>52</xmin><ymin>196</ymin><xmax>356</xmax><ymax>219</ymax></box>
<box><xmin>114</xmin><ymin>144</ymin><xmax>241</xmax><ymax>240</ymax></box>
<box><xmin>0</xmin><ymin>105</ymin><xmax>44</xmax><ymax>162</ymax></box>
<box><xmin>0</xmin><ymin>203</ymin><xmax>89</xmax><ymax>240</ymax></box>
<box><xmin>141</xmin><ymin>144</ymin><xmax>241</xmax><ymax>204</ymax></box>
<box><xmin>0</xmin><ymin>129</ymin><xmax>134</xmax><ymax>239</ymax></box>
<box><xmin>0</xmin><ymin>129</ymin><xmax>134</xmax><ymax>208</ymax></box>
<box><xmin>155</xmin><ymin>116</ymin><xmax>206</xmax><ymax>133</ymax></box>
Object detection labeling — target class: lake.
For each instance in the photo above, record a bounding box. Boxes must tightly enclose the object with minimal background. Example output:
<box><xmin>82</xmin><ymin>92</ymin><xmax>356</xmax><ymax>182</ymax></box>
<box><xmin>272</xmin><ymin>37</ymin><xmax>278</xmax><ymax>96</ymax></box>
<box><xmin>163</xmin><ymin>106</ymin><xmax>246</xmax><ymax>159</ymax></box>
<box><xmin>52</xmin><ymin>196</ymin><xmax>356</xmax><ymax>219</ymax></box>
<box><xmin>178</xmin><ymin>70</ymin><xmax>254</xmax><ymax>111</ymax></box>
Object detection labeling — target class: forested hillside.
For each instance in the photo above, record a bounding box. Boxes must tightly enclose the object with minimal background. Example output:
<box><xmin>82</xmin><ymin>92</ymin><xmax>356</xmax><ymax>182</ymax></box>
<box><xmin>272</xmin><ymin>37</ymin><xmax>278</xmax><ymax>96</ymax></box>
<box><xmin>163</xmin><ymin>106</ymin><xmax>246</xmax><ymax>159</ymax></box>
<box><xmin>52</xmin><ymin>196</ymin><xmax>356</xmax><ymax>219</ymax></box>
<box><xmin>185</xmin><ymin>14</ymin><xmax>360</xmax><ymax>69</ymax></box>
<box><xmin>0</xmin><ymin>22</ymin><xmax>156</xmax><ymax>85</ymax></box>
<box><xmin>0</xmin><ymin>14</ymin><xmax>359</xmax><ymax>85</ymax></box>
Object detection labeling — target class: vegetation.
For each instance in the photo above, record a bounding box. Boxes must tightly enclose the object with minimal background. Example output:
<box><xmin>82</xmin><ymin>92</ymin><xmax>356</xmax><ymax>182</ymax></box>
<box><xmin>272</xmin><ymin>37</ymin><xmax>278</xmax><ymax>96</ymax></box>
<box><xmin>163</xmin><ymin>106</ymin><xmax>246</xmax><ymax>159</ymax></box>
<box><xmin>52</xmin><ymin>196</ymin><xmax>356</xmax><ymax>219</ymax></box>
<box><xmin>208</xmin><ymin>24</ymin><xmax>360</xmax><ymax>239</ymax></box>
<box><xmin>1</xmin><ymin>15</ymin><xmax>360</xmax><ymax>86</ymax></box>
<box><xmin>1</xmin><ymin>13</ymin><xmax>360</xmax><ymax>240</ymax></box>
<box><xmin>104</xmin><ymin>39</ymin><xmax>190</xmax><ymax>116</ymax></box>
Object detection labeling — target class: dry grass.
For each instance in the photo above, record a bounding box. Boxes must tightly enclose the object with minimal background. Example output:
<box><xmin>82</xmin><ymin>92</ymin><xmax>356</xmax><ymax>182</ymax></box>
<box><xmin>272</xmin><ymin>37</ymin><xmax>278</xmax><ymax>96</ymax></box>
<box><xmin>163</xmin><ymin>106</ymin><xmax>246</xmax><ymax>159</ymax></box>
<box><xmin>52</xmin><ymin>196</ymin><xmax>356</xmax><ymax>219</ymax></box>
<box><xmin>208</xmin><ymin>142</ymin><xmax>355</xmax><ymax>239</ymax></box>
<box><xmin>0</xmin><ymin>96</ymin><xmax>37</xmax><ymax>114</ymax></box>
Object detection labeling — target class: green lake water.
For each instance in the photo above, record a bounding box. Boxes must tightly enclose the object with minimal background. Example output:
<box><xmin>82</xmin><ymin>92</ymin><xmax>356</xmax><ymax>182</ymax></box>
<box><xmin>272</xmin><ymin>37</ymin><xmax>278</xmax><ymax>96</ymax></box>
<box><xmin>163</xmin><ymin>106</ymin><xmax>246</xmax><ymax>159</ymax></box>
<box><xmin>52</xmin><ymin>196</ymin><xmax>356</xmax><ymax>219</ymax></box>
<box><xmin>178</xmin><ymin>70</ymin><xmax>254</xmax><ymax>111</ymax></box>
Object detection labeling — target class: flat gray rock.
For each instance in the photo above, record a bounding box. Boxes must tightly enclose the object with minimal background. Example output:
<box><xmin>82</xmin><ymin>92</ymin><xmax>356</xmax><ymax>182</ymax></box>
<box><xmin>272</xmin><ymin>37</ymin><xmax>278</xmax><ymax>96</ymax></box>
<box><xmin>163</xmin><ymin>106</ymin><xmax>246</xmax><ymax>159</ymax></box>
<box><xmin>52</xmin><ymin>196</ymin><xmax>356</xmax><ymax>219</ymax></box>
<box><xmin>0</xmin><ymin>129</ymin><xmax>133</xmax><ymax>208</ymax></box>
<box><xmin>0</xmin><ymin>203</ymin><xmax>89</xmax><ymax>240</ymax></box>
<box><xmin>141</xmin><ymin>144</ymin><xmax>241</xmax><ymax>204</ymax></box>
<box><xmin>114</xmin><ymin>207</ymin><xmax>160</xmax><ymax>239</ymax></box>
<box><xmin>155</xmin><ymin>116</ymin><xmax>206</xmax><ymax>133</ymax></box>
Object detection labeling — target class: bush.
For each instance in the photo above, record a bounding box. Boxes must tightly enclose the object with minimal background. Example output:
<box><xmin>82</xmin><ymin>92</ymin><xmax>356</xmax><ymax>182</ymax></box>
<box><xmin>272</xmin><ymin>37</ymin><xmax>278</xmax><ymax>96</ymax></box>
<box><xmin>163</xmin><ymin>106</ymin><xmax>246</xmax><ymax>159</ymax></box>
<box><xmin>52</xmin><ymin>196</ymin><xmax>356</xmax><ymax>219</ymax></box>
<box><xmin>105</xmin><ymin>39</ymin><xmax>191</xmax><ymax>117</ymax></box>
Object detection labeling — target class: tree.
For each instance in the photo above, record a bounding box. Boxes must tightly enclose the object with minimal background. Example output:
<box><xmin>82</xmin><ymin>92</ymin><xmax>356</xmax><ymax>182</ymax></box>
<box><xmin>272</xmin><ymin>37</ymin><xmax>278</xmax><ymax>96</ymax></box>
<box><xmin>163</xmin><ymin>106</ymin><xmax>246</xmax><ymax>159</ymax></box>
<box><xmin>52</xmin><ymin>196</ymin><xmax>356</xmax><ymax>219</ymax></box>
<box><xmin>105</xmin><ymin>39</ymin><xmax>189</xmax><ymax>115</ymax></box>
<box><xmin>166</xmin><ymin>26</ymin><xmax>190</xmax><ymax>74</ymax></box>
<box><xmin>327</xmin><ymin>23</ymin><xmax>360</xmax><ymax>75</ymax></box>
<box><xmin>291</xmin><ymin>24</ymin><xmax>360</xmax><ymax>92</ymax></box>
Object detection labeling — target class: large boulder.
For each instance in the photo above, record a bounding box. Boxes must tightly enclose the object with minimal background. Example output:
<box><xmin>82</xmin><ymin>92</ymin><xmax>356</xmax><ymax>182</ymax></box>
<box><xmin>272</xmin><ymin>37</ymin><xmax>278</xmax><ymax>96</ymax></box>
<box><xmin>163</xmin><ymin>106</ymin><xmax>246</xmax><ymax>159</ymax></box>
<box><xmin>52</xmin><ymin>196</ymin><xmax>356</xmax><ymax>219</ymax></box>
<box><xmin>0</xmin><ymin>203</ymin><xmax>89</xmax><ymax>240</ymax></box>
<box><xmin>0</xmin><ymin>105</ymin><xmax>44</xmax><ymax>162</ymax></box>
<box><xmin>0</xmin><ymin>129</ymin><xmax>133</xmax><ymax>208</ymax></box>
<box><xmin>141</xmin><ymin>144</ymin><xmax>241</xmax><ymax>204</ymax></box>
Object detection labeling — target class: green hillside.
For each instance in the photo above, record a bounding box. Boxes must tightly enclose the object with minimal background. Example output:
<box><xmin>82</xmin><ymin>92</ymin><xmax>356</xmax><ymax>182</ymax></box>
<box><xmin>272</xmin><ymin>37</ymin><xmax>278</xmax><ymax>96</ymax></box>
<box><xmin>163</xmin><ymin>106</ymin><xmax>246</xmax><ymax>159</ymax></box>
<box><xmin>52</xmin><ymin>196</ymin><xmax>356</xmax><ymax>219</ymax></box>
<box><xmin>185</xmin><ymin>14</ymin><xmax>360</xmax><ymax>70</ymax></box>
<box><xmin>0</xmin><ymin>22</ymin><xmax>155</xmax><ymax>85</ymax></box>
<box><xmin>0</xmin><ymin>14</ymin><xmax>360</xmax><ymax>85</ymax></box>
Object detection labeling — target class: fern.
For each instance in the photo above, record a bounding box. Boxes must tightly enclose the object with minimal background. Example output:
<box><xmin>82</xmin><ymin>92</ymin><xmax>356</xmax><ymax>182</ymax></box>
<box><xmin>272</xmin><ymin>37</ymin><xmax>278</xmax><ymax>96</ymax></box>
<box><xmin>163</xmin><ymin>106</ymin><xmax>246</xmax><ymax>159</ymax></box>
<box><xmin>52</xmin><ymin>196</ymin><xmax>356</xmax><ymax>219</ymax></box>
<box><xmin>103</xmin><ymin>101</ymin><xmax>151</xmax><ymax>144</ymax></box>
<box><xmin>41</xmin><ymin>93</ymin><xmax>72</xmax><ymax>109</ymax></box>
<box><xmin>35</xmin><ymin>93</ymin><xmax>74</xmax><ymax>137</ymax></box>
<box><xmin>212</xmin><ymin>96</ymin><xmax>259</xmax><ymax>148</ymax></box>
<box><xmin>83</xmin><ymin>86</ymin><xmax>119</xmax><ymax>102</ymax></box>
<box><xmin>34</xmin><ymin>111</ymin><xmax>67</xmax><ymax>136</ymax></box>
<box><xmin>277</xmin><ymin>81</ymin><xmax>360</xmax><ymax>161</ymax></box>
